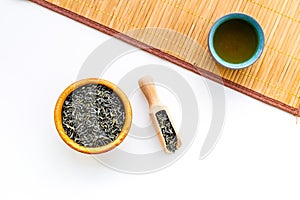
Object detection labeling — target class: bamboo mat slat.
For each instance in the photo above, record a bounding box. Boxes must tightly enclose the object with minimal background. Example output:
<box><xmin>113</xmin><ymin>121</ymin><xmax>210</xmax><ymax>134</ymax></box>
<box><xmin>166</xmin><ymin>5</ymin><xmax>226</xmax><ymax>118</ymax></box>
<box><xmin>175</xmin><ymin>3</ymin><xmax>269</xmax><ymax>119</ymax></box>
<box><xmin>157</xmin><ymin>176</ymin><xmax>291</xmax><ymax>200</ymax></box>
<box><xmin>30</xmin><ymin>0</ymin><xmax>300</xmax><ymax>116</ymax></box>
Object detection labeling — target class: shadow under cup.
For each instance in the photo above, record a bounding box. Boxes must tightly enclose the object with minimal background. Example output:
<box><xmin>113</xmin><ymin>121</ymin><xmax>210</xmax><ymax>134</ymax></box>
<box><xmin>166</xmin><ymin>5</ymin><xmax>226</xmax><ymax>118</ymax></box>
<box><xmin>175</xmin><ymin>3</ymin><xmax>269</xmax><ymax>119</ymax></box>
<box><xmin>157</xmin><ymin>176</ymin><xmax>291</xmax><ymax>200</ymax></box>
<box><xmin>208</xmin><ymin>13</ymin><xmax>265</xmax><ymax>69</ymax></box>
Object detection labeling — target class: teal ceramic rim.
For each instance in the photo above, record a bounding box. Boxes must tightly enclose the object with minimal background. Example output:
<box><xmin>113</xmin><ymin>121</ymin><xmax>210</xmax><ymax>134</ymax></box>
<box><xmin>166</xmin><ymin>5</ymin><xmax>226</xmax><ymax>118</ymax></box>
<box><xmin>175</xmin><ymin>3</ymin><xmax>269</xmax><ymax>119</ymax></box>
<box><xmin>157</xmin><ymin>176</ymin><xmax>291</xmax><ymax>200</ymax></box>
<box><xmin>208</xmin><ymin>13</ymin><xmax>265</xmax><ymax>70</ymax></box>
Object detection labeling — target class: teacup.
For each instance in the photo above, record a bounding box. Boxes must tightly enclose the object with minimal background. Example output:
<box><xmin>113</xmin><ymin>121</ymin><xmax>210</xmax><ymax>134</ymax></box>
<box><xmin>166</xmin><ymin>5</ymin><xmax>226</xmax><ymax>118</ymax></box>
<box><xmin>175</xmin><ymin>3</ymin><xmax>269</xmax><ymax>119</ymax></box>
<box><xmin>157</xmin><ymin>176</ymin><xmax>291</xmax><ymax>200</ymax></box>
<box><xmin>208</xmin><ymin>13</ymin><xmax>265</xmax><ymax>69</ymax></box>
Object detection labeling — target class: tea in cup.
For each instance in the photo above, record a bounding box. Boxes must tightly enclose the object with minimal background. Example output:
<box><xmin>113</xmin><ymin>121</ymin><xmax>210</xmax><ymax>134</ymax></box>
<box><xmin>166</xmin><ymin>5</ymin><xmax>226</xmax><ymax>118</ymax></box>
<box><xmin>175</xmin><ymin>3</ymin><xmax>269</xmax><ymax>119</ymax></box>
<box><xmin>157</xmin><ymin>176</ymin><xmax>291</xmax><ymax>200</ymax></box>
<box><xmin>208</xmin><ymin>13</ymin><xmax>264</xmax><ymax>69</ymax></box>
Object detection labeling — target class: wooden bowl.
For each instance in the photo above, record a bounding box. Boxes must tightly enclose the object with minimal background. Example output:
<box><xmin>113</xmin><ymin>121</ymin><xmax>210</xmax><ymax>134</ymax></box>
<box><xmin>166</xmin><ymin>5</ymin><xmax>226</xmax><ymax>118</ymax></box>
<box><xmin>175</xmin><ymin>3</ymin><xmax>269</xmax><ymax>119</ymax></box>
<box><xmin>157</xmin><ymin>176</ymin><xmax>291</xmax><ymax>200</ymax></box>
<box><xmin>54</xmin><ymin>78</ymin><xmax>132</xmax><ymax>154</ymax></box>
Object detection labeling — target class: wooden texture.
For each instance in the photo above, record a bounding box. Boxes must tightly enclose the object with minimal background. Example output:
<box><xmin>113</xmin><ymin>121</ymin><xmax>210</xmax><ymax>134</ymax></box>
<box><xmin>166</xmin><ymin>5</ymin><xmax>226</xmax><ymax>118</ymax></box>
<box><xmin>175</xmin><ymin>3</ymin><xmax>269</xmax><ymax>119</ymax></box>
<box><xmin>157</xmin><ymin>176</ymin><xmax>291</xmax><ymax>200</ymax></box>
<box><xmin>54</xmin><ymin>78</ymin><xmax>132</xmax><ymax>154</ymax></box>
<box><xmin>138</xmin><ymin>76</ymin><xmax>161</xmax><ymax>107</ymax></box>
<box><xmin>138</xmin><ymin>76</ymin><xmax>181</xmax><ymax>153</ymax></box>
<box><xmin>31</xmin><ymin>0</ymin><xmax>300</xmax><ymax>116</ymax></box>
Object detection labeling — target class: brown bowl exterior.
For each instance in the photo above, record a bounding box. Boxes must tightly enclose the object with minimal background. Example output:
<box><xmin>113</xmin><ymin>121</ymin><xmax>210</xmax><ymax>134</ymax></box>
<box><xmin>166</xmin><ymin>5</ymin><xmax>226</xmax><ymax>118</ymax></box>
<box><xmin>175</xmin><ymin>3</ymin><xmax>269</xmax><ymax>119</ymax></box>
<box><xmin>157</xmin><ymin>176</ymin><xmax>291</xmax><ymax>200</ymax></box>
<box><xmin>54</xmin><ymin>78</ymin><xmax>132</xmax><ymax>154</ymax></box>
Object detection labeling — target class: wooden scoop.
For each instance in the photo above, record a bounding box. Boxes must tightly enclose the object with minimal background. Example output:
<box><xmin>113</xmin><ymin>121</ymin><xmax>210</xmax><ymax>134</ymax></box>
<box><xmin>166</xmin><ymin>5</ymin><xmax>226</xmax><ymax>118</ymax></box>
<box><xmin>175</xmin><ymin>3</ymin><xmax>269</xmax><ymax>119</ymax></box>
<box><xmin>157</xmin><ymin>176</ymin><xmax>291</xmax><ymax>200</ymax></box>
<box><xmin>138</xmin><ymin>76</ymin><xmax>182</xmax><ymax>153</ymax></box>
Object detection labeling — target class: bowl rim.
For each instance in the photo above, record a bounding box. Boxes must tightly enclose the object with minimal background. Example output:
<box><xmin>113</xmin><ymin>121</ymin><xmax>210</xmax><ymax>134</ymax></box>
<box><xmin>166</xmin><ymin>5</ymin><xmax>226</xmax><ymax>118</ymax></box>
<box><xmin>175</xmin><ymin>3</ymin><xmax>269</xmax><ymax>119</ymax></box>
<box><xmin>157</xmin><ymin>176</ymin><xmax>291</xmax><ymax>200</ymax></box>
<box><xmin>54</xmin><ymin>78</ymin><xmax>132</xmax><ymax>154</ymax></box>
<box><xmin>208</xmin><ymin>13</ymin><xmax>265</xmax><ymax>70</ymax></box>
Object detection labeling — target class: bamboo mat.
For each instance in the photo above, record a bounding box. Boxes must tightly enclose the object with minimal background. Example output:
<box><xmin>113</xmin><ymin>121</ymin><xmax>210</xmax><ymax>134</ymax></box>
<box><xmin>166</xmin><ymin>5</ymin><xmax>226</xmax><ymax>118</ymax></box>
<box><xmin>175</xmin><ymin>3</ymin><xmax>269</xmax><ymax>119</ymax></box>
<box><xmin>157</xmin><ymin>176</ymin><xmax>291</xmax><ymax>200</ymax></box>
<box><xmin>30</xmin><ymin>0</ymin><xmax>300</xmax><ymax>116</ymax></box>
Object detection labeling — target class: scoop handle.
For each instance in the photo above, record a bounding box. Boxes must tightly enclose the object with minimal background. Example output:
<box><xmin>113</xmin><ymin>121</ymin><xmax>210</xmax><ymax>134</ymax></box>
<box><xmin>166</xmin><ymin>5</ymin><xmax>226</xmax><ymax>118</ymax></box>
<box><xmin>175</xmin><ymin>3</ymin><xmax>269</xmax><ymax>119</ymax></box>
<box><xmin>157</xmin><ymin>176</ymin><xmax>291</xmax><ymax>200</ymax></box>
<box><xmin>138</xmin><ymin>76</ymin><xmax>160</xmax><ymax>107</ymax></box>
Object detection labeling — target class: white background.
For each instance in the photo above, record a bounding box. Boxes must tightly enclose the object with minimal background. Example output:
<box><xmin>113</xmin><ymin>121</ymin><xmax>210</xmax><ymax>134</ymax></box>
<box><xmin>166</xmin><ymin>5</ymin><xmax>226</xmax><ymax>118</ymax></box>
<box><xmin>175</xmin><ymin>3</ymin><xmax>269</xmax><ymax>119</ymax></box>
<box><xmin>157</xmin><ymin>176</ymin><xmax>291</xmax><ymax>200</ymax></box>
<box><xmin>1</xmin><ymin>0</ymin><xmax>300</xmax><ymax>199</ymax></box>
